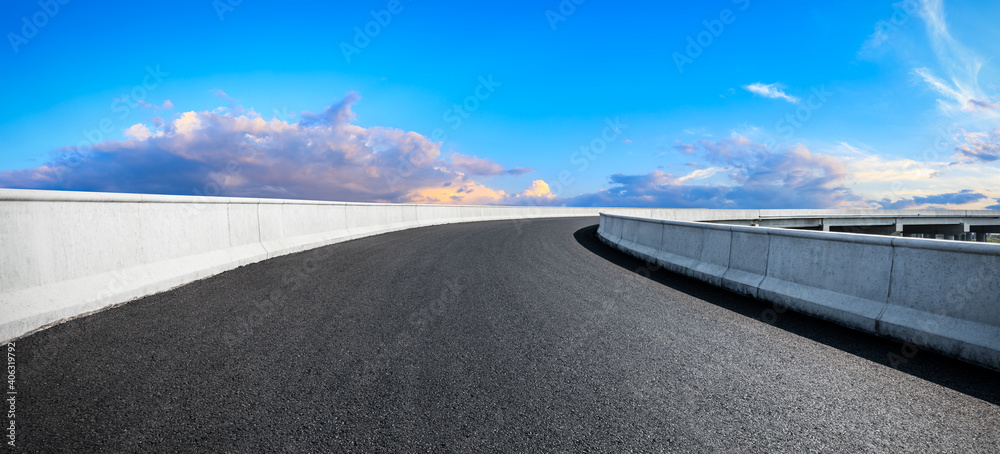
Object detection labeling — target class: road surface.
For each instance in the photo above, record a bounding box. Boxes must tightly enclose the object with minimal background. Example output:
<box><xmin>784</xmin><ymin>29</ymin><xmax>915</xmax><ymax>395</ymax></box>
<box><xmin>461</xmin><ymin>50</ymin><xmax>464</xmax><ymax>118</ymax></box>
<box><xmin>14</xmin><ymin>217</ymin><xmax>1000</xmax><ymax>452</ymax></box>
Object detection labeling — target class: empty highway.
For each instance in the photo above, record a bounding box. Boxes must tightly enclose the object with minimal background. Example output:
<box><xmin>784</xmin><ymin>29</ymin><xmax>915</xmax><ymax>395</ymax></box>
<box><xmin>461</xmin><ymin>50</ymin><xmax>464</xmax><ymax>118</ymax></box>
<box><xmin>14</xmin><ymin>217</ymin><xmax>1000</xmax><ymax>452</ymax></box>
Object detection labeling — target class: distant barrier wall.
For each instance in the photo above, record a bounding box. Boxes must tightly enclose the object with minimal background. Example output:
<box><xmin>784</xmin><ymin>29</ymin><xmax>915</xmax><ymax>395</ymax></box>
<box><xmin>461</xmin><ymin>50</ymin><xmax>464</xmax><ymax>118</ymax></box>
<box><xmin>599</xmin><ymin>213</ymin><xmax>1000</xmax><ymax>371</ymax></box>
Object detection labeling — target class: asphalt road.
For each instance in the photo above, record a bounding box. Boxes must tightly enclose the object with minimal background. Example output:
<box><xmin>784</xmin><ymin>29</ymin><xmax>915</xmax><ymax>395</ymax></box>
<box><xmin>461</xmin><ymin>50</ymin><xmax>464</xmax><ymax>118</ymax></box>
<box><xmin>13</xmin><ymin>217</ymin><xmax>1000</xmax><ymax>452</ymax></box>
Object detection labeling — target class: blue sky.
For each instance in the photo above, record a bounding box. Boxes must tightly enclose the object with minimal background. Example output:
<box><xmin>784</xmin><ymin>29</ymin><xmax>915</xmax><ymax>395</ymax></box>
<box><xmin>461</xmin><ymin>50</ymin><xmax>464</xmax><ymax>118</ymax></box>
<box><xmin>1</xmin><ymin>0</ymin><xmax>999</xmax><ymax>208</ymax></box>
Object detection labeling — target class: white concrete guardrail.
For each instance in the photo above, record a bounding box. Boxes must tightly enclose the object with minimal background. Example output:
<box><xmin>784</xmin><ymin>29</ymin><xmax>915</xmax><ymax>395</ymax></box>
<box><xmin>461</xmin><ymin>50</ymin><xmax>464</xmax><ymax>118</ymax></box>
<box><xmin>598</xmin><ymin>213</ymin><xmax>1000</xmax><ymax>371</ymax></box>
<box><xmin>2</xmin><ymin>187</ymin><xmax>998</xmax><ymax>346</ymax></box>
<box><xmin>4</xmin><ymin>189</ymin><xmax>768</xmax><ymax>343</ymax></box>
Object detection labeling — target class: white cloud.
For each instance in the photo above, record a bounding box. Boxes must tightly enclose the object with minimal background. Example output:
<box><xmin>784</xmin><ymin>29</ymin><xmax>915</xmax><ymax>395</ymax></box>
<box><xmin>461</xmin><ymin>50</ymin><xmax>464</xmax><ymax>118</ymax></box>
<box><xmin>123</xmin><ymin>123</ymin><xmax>156</xmax><ymax>141</ymax></box>
<box><xmin>742</xmin><ymin>82</ymin><xmax>800</xmax><ymax>104</ymax></box>
<box><xmin>677</xmin><ymin>166</ymin><xmax>726</xmax><ymax>182</ymax></box>
<box><xmin>517</xmin><ymin>180</ymin><xmax>555</xmax><ymax>199</ymax></box>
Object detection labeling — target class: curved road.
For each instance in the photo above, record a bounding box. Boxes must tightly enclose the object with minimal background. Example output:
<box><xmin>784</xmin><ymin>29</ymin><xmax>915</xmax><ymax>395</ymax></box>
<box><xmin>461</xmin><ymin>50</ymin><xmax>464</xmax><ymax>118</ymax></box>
<box><xmin>16</xmin><ymin>217</ymin><xmax>1000</xmax><ymax>452</ymax></box>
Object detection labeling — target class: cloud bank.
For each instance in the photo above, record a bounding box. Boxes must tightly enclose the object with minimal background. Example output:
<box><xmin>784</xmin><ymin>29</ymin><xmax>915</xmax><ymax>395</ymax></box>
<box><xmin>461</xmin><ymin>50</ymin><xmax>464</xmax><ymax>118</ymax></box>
<box><xmin>0</xmin><ymin>93</ymin><xmax>538</xmax><ymax>205</ymax></box>
<box><xmin>873</xmin><ymin>189</ymin><xmax>988</xmax><ymax>209</ymax></box>
<box><xmin>1</xmin><ymin>95</ymin><xmax>996</xmax><ymax>210</ymax></box>
<box><xmin>522</xmin><ymin>136</ymin><xmax>997</xmax><ymax>210</ymax></box>
<box><xmin>551</xmin><ymin>137</ymin><xmax>857</xmax><ymax>208</ymax></box>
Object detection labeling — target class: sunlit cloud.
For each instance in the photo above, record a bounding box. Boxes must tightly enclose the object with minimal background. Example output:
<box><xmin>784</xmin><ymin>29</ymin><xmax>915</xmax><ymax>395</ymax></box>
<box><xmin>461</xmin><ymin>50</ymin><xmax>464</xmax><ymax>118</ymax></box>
<box><xmin>517</xmin><ymin>179</ymin><xmax>555</xmax><ymax>199</ymax></box>
<box><xmin>407</xmin><ymin>180</ymin><xmax>509</xmax><ymax>205</ymax></box>
<box><xmin>950</xmin><ymin>128</ymin><xmax>1000</xmax><ymax>165</ymax></box>
<box><xmin>122</xmin><ymin>123</ymin><xmax>159</xmax><ymax>141</ymax></box>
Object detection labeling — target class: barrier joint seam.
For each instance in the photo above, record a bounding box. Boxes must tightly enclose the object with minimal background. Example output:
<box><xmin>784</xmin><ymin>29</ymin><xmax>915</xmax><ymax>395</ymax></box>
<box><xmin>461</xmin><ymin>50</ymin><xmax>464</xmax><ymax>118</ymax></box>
<box><xmin>875</xmin><ymin>243</ymin><xmax>898</xmax><ymax>334</ymax></box>
<box><xmin>225</xmin><ymin>200</ymin><xmax>233</xmax><ymax>248</ymax></box>
<box><xmin>255</xmin><ymin>201</ymin><xmax>267</xmax><ymax>256</ymax></box>
<box><xmin>759</xmin><ymin>230</ymin><xmax>770</xmax><ymax>289</ymax></box>
<box><xmin>726</xmin><ymin>226</ymin><xmax>735</xmax><ymax>281</ymax></box>
<box><xmin>136</xmin><ymin>200</ymin><xmax>146</xmax><ymax>266</ymax></box>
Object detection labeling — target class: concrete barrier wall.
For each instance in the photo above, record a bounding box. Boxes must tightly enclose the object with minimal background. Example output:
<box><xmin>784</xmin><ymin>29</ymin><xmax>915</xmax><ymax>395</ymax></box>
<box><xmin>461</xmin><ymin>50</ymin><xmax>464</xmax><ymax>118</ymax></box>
<box><xmin>879</xmin><ymin>238</ymin><xmax>1000</xmax><ymax>369</ymax></box>
<box><xmin>658</xmin><ymin>222</ymin><xmax>732</xmax><ymax>287</ymax></box>
<box><xmin>721</xmin><ymin>226</ymin><xmax>769</xmax><ymax>299</ymax></box>
<box><xmin>618</xmin><ymin>219</ymin><xmax>662</xmax><ymax>263</ymax></box>
<box><xmin>0</xmin><ymin>190</ymin><xmax>603</xmax><ymax>343</ymax></box>
<box><xmin>757</xmin><ymin>230</ymin><xmax>893</xmax><ymax>333</ymax></box>
<box><xmin>598</xmin><ymin>213</ymin><xmax>1000</xmax><ymax>371</ymax></box>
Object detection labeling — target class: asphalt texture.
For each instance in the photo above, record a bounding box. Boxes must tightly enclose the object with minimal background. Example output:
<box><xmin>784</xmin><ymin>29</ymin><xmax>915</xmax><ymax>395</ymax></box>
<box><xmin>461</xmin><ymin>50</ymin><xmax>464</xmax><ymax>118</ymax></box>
<box><xmin>12</xmin><ymin>217</ymin><xmax>1000</xmax><ymax>452</ymax></box>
